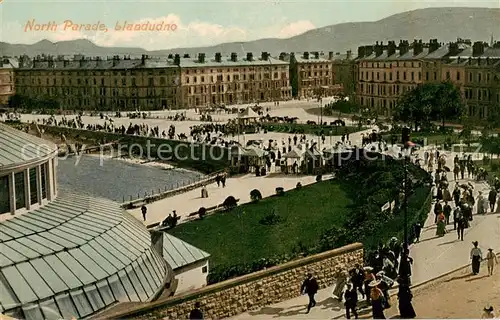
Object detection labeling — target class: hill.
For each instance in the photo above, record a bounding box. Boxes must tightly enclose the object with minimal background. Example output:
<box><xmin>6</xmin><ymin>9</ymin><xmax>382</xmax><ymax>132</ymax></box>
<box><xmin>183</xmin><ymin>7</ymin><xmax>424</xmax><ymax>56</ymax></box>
<box><xmin>1</xmin><ymin>7</ymin><xmax>498</xmax><ymax>57</ymax></box>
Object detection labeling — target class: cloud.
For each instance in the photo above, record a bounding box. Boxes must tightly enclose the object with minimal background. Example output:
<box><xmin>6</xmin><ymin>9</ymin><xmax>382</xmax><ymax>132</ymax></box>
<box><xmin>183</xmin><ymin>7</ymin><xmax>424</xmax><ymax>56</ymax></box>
<box><xmin>1</xmin><ymin>15</ymin><xmax>315</xmax><ymax>50</ymax></box>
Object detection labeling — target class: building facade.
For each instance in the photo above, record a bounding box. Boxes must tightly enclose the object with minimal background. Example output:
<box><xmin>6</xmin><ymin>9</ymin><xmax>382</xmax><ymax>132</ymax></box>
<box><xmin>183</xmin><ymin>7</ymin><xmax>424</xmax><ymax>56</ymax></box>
<box><xmin>289</xmin><ymin>52</ymin><xmax>336</xmax><ymax>99</ymax></box>
<box><xmin>15</xmin><ymin>54</ymin><xmax>180</xmax><ymax>111</ymax></box>
<box><xmin>355</xmin><ymin>39</ymin><xmax>473</xmax><ymax>117</ymax></box>
<box><xmin>330</xmin><ymin>51</ymin><xmax>357</xmax><ymax>98</ymax></box>
<box><xmin>178</xmin><ymin>52</ymin><xmax>292</xmax><ymax>108</ymax></box>
<box><xmin>0</xmin><ymin>58</ymin><xmax>17</xmax><ymax>106</ymax></box>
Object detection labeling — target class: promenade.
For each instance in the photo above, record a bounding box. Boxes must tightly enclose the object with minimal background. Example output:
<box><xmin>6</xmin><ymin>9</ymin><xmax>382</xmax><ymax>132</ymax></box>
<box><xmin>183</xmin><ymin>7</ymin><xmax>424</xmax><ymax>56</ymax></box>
<box><xmin>232</xmin><ymin>150</ymin><xmax>500</xmax><ymax>319</ymax></box>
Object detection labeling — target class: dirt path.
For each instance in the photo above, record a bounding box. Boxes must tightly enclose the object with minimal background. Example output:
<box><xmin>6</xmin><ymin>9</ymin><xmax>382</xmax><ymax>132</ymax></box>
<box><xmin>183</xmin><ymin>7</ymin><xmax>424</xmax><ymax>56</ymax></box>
<box><xmin>359</xmin><ymin>258</ymin><xmax>500</xmax><ymax>319</ymax></box>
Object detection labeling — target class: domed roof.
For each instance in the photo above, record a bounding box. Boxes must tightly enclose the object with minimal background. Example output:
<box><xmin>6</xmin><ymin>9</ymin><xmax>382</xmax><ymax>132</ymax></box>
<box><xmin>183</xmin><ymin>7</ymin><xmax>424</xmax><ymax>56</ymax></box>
<box><xmin>0</xmin><ymin>193</ymin><xmax>172</xmax><ymax>319</ymax></box>
<box><xmin>0</xmin><ymin>123</ymin><xmax>57</xmax><ymax>171</ymax></box>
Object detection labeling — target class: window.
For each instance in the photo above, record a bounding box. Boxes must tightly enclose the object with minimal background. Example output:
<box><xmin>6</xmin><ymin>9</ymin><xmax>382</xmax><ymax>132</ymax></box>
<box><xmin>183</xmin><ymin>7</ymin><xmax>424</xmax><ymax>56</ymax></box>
<box><xmin>0</xmin><ymin>175</ymin><xmax>9</xmax><ymax>214</ymax></box>
<box><xmin>15</xmin><ymin>172</ymin><xmax>25</xmax><ymax>209</ymax></box>
<box><xmin>478</xmin><ymin>73</ymin><xmax>482</xmax><ymax>82</ymax></box>
<box><xmin>403</xmin><ymin>72</ymin><xmax>406</xmax><ymax>80</ymax></box>
<box><xmin>202</xmin><ymin>266</ymin><xmax>208</xmax><ymax>273</ymax></box>
<box><xmin>41</xmin><ymin>163</ymin><xmax>48</xmax><ymax>199</ymax></box>
<box><xmin>29</xmin><ymin>168</ymin><xmax>38</xmax><ymax>205</ymax></box>
<box><xmin>457</xmin><ymin>72</ymin><xmax>461</xmax><ymax>81</ymax></box>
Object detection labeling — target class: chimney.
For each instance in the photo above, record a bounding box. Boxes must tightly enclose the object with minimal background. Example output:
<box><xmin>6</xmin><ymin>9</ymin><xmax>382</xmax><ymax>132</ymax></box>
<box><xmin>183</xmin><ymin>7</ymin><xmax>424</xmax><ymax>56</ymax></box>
<box><xmin>174</xmin><ymin>54</ymin><xmax>180</xmax><ymax>65</ymax></box>
<box><xmin>413</xmin><ymin>40</ymin><xmax>423</xmax><ymax>56</ymax></box>
<box><xmin>357</xmin><ymin>46</ymin><xmax>366</xmax><ymax>58</ymax></box>
<box><xmin>279</xmin><ymin>52</ymin><xmax>286</xmax><ymax>61</ymax></box>
<box><xmin>314</xmin><ymin>51</ymin><xmax>319</xmax><ymax>59</ymax></box>
<box><xmin>374</xmin><ymin>41</ymin><xmax>384</xmax><ymax>57</ymax></box>
<box><xmin>198</xmin><ymin>53</ymin><xmax>205</xmax><ymax>63</ymax></box>
<box><xmin>141</xmin><ymin>54</ymin><xmax>146</xmax><ymax>65</ymax></box>
<box><xmin>231</xmin><ymin>52</ymin><xmax>237</xmax><ymax>62</ymax></box>
<box><xmin>63</xmin><ymin>60</ymin><xmax>69</xmax><ymax>67</ymax></box>
<box><xmin>472</xmin><ymin>41</ymin><xmax>485</xmax><ymax>57</ymax></box>
<box><xmin>346</xmin><ymin>50</ymin><xmax>352</xmax><ymax>60</ymax></box>
<box><xmin>365</xmin><ymin>45</ymin><xmax>374</xmax><ymax>56</ymax></box>
<box><xmin>168</xmin><ymin>53</ymin><xmax>173</xmax><ymax>59</ymax></box>
<box><xmin>247</xmin><ymin>52</ymin><xmax>253</xmax><ymax>61</ymax></box>
<box><xmin>260</xmin><ymin>52</ymin><xmax>268</xmax><ymax>61</ymax></box>
<box><xmin>398</xmin><ymin>40</ymin><xmax>409</xmax><ymax>55</ymax></box>
<box><xmin>387</xmin><ymin>41</ymin><xmax>396</xmax><ymax>56</ymax></box>
<box><xmin>428</xmin><ymin>39</ymin><xmax>440</xmax><ymax>53</ymax></box>
<box><xmin>328</xmin><ymin>51</ymin><xmax>334</xmax><ymax>60</ymax></box>
<box><xmin>112</xmin><ymin>55</ymin><xmax>119</xmax><ymax>67</ymax></box>
<box><xmin>448</xmin><ymin>42</ymin><xmax>459</xmax><ymax>56</ymax></box>
<box><xmin>183</xmin><ymin>54</ymin><xmax>190</xmax><ymax>58</ymax></box>
<box><xmin>303</xmin><ymin>52</ymin><xmax>309</xmax><ymax>59</ymax></box>
<box><xmin>215</xmin><ymin>52</ymin><xmax>221</xmax><ymax>63</ymax></box>
<box><xmin>79</xmin><ymin>56</ymin><xmax>85</xmax><ymax>67</ymax></box>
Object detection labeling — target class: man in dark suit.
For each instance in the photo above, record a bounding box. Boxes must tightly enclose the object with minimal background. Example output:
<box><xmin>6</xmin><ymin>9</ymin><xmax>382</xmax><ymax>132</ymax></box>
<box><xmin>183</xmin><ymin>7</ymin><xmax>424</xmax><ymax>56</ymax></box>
<box><xmin>301</xmin><ymin>273</ymin><xmax>319</xmax><ymax>314</ymax></box>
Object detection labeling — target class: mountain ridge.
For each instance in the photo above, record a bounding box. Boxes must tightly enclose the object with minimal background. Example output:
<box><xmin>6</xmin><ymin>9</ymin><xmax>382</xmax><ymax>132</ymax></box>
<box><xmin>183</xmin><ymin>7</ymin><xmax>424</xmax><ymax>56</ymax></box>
<box><xmin>1</xmin><ymin>7</ymin><xmax>498</xmax><ymax>57</ymax></box>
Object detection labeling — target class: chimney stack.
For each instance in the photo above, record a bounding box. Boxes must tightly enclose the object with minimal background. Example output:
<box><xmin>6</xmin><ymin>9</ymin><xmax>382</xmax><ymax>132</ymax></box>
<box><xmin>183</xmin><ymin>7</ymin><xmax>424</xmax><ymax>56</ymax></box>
<box><xmin>328</xmin><ymin>51</ymin><xmax>334</xmax><ymax>60</ymax></box>
<box><xmin>346</xmin><ymin>50</ymin><xmax>352</xmax><ymax>60</ymax></box>
<box><xmin>428</xmin><ymin>39</ymin><xmax>440</xmax><ymax>53</ymax></box>
<box><xmin>357</xmin><ymin>46</ymin><xmax>366</xmax><ymax>58</ymax></box>
<box><xmin>231</xmin><ymin>52</ymin><xmax>237</xmax><ymax>62</ymax></box>
<box><xmin>472</xmin><ymin>41</ymin><xmax>485</xmax><ymax>56</ymax></box>
<box><xmin>364</xmin><ymin>45</ymin><xmax>374</xmax><ymax>57</ymax></box>
<box><xmin>314</xmin><ymin>51</ymin><xmax>319</xmax><ymax>59</ymax></box>
<box><xmin>112</xmin><ymin>55</ymin><xmax>119</xmax><ymax>67</ymax></box>
<box><xmin>141</xmin><ymin>54</ymin><xmax>146</xmax><ymax>65</ymax></box>
<box><xmin>387</xmin><ymin>41</ymin><xmax>396</xmax><ymax>56</ymax></box>
<box><xmin>174</xmin><ymin>54</ymin><xmax>180</xmax><ymax>65</ymax></box>
<box><xmin>303</xmin><ymin>52</ymin><xmax>309</xmax><ymax>59</ymax></box>
<box><xmin>198</xmin><ymin>53</ymin><xmax>205</xmax><ymax>63</ymax></box>
<box><xmin>374</xmin><ymin>41</ymin><xmax>384</xmax><ymax>57</ymax></box>
<box><xmin>247</xmin><ymin>52</ymin><xmax>253</xmax><ymax>61</ymax></box>
<box><xmin>279</xmin><ymin>52</ymin><xmax>286</xmax><ymax>61</ymax></box>
<box><xmin>183</xmin><ymin>54</ymin><xmax>190</xmax><ymax>58</ymax></box>
<box><xmin>398</xmin><ymin>40</ymin><xmax>409</xmax><ymax>55</ymax></box>
<box><xmin>261</xmin><ymin>52</ymin><xmax>269</xmax><ymax>61</ymax></box>
<box><xmin>215</xmin><ymin>52</ymin><xmax>221</xmax><ymax>63</ymax></box>
<box><xmin>448</xmin><ymin>42</ymin><xmax>459</xmax><ymax>56</ymax></box>
<box><xmin>413</xmin><ymin>39</ymin><xmax>423</xmax><ymax>56</ymax></box>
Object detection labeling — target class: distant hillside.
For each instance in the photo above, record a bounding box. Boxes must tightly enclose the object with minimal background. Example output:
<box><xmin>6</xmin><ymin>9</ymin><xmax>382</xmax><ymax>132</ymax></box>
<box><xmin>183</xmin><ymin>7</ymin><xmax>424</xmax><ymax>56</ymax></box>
<box><xmin>1</xmin><ymin>7</ymin><xmax>498</xmax><ymax>57</ymax></box>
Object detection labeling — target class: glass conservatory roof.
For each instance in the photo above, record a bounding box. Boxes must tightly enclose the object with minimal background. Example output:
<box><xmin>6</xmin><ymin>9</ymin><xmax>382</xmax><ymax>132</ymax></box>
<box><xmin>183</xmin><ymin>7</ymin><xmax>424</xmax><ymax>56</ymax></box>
<box><xmin>0</xmin><ymin>193</ymin><xmax>170</xmax><ymax>319</ymax></box>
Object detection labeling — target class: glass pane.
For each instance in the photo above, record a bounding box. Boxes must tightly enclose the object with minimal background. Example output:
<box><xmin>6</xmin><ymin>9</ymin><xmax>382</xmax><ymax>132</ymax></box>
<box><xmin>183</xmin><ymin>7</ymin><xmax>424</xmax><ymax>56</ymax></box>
<box><xmin>16</xmin><ymin>262</ymin><xmax>53</xmax><ymax>300</ymax></box>
<box><xmin>56</xmin><ymin>252</ymin><xmax>95</xmax><ymax>285</ymax></box>
<box><xmin>107</xmin><ymin>275</ymin><xmax>129</xmax><ymax>302</ymax></box>
<box><xmin>2</xmin><ymin>266</ymin><xmax>38</xmax><ymax>304</ymax></box>
<box><xmin>0</xmin><ymin>244</ymin><xmax>25</xmax><ymax>264</ymax></box>
<box><xmin>88</xmin><ymin>240</ymin><xmax>125</xmax><ymax>269</ymax></box>
<box><xmin>68</xmin><ymin>248</ymin><xmax>107</xmax><ymax>280</ymax></box>
<box><xmin>132</xmin><ymin>260</ymin><xmax>153</xmax><ymax>297</ymax></box>
<box><xmin>70</xmin><ymin>289</ymin><xmax>93</xmax><ymax>317</ymax></box>
<box><xmin>117</xmin><ymin>270</ymin><xmax>139</xmax><ymax>301</ymax></box>
<box><xmin>29</xmin><ymin>258</ymin><xmax>68</xmax><ymax>293</ymax></box>
<box><xmin>95</xmin><ymin>237</ymin><xmax>131</xmax><ymax>265</ymax></box>
<box><xmin>14</xmin><ymin>171</ymin><xmax>25</xmax><ymax>210</ymax></box>
<box><xmin>5</xmin><ymin>307</ymin><xmax>23</xmax><ymax>319</ymax></box>
<box><xmin>16</xmin><ymin>237</ymin><xmax>54</xmax><ymax>255</ymax></box>
<box><xmin>22</xmin><ymin>303</ymin><xmax>44</xmax><ymax>320</ymax></box>
<box><xmin>126</xmin><ymin>266</ymin><xmax>147</xmax><ymax>301</ymax></box>
<box><xmin>80</xmin><ymin>244</ymin><xmax>117</xmax><ymax>275</ymax></box>
<box><xmin>29</xmin><ymin>167</ymin><xmax>38</xmax><ymax>205</ymax></box>
<box><xmin>97</xmin><ymin>280</ymin><xmax>115</xmax><ymax>306</ymax></box>
<box><xmin>144</xmin><ymin>251</ymin><xmax>161</xmax><ymax>285</ymax></box>
<box><xmin>84</xmin><ymin>284</ymin><xmax>105</xmax><ymax>311</ymax></box>
<box><xmin>0</xmin><ymin>272</ymin><xmax>20</xmax><ymax>309</ymax></box>
<box><xmin>43</xmin><ymin>255</ymin><xmax>82</xmax><ymax>288</ymax></box>
<box><xmin>54</xmin><ymin>292</ymin><xmax>79</xmax><ymax>320</ymax></box>
<box><xmin>138</xmin><ymin>257</ymin><xmax>157</xmax><ymax>294</ymax></box>
<box><xmin>5</xmin><ymin>241</ymin><xmax>39</xmax><ymax>259</ymax></box>
<box><xmin>40</xmin><ymin>298</ymin><xmax>62</xmax><ymax>320</ymax></box>
<box><xmin>0</xmin><ymin>175</ymin><xmax>10</xmax><ymax>214</ymax></box>
<box><xmin>41</xmin><ymin>163</ymin><xmax>47</xmax><ymax>199</ymax></box>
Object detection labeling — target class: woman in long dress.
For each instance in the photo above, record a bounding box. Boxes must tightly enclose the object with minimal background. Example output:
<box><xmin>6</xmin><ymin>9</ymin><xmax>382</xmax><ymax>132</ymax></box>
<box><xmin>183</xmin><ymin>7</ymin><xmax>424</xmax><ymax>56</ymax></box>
<box><xmin>470</xmin><ymin>241</ymin><xmax>483</xmax><ymax>275</ymax></box>
<box><xmin>436</xmin><ymin>211</ymin><xmax>446</xmax><ymax>237</ymax></box>
<box><xmin>397</xmin><ymin>282</ymin><xmax>416</xmax><ymax>318</ymax></box>
<box><xmin>370</xmin><ymin>281</ymin><xmax>386</xmax><ymax>319</ymax></box>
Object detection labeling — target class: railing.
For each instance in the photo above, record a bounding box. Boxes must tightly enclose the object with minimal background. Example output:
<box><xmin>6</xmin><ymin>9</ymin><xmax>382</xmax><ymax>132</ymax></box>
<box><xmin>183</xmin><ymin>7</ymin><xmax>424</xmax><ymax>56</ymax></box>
<box><xmin>121</xmin><ymin>170</ymin><xmax>225</xmax><ymax>208</ymax></box>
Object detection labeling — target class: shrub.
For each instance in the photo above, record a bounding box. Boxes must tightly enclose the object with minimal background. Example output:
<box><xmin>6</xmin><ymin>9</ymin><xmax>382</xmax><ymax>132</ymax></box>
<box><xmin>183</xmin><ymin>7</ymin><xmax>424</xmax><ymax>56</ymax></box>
<box><xmin>198</xmin><ymin>207</ymin><xmax>207</xmax><ymax>219</ymax></box>
<box><xmin>259</xmin><ymin>209</ymin><xmax>284</xmax><ymax>225</ymax></box>
<box><xmin>250</xmin><ymin>189</ymin><xmax>263</xmax><ymax>202</ymax></box>
<box><xmin>275</xmin><ymin>187</ymin><xmax>285</xmax><ymax>196</ymax></box>
<box><xmin>296</xmin><ymin>182</ymin><xmax>302</xmax><ymax>189</ymax></box>
<box><xmin>222</xmin><ymin>196</ymin><xmax>237</xmax><ymax>210</ymax></box>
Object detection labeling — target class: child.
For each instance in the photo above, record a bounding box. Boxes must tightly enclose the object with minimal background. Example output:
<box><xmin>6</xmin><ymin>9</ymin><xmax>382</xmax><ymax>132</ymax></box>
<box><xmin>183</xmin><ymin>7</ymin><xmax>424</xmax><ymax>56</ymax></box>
<box><xmin>486</xmin><ymin>248</ymin><xmax>498</xmax><ymax>276</ymax></box>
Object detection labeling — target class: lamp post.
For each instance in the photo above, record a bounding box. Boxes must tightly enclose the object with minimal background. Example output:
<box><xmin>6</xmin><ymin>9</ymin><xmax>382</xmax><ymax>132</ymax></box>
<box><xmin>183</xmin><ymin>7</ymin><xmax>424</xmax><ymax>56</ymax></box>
<box><xmin>399</xmin><ymin>126</ymin><xmax>411</xmax><ymax>285</ymax></box>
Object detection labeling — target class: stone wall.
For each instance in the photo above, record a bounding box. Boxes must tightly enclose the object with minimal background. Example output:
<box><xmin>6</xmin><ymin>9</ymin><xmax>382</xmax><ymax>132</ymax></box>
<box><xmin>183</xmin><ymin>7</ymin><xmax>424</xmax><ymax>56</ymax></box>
<box><xmin>99</xmin><ymin>243</ymin><xmax>363</xmax><ymax>320</ymax></box>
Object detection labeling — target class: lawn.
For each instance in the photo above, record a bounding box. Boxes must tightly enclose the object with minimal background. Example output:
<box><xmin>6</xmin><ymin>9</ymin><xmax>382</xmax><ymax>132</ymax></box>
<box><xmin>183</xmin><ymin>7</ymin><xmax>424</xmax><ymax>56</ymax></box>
<box><xmin>168</xmin><ymin>155</ymin><xmax>432</xmax><ymax>283</ymax></box>
<box><xmin>261</xmin><ymin>123</ymin><xmax>364</xmax><ymax>136</ymax></box>
<box><xmin>168</xmin><ymin>180</ymin><xmax>353</xmax><ymax>269</ymax></box>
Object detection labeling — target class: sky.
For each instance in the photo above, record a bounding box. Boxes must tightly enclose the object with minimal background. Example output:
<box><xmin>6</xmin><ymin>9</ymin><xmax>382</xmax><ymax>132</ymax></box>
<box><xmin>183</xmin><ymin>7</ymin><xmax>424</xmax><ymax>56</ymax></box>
<box><xmin>0</xmin><ymin>0</ymin><xmax>498</xmax><ymax>50</ymax></box>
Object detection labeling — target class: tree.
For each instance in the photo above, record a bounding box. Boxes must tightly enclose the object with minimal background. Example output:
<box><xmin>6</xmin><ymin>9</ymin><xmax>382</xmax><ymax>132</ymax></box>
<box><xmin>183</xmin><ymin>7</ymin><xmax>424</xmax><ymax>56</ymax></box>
<box><xmin>394</xmin><ymin>82</ymin><xmax>465</xmax><ymax>129</ymax></box>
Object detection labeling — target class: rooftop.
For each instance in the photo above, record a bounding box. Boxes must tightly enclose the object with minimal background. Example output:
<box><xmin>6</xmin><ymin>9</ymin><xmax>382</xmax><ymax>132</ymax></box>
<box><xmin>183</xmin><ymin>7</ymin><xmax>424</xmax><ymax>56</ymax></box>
<box><xmin>0</xmin><ymin>123</ymin><xmax>57</xmax><ymax>170</ymax></box>
<box><xmin>178</xmin><ymin>56</ymin><xmax>288</xmax><ymax>68</ymax></box>
<box><xmin>0</xmin><ymin>193</ymin><xmax>169</xmax><ymax>318</ymax></box>
<box><xmin>162</xmin><ymin>233</ymin><xmax>210</xmax><ymax>270</ymax></box>
<box><xmin>0</xmin><ymin>58</ymin><xmax>18</xmax><ymax>69</ymax></box>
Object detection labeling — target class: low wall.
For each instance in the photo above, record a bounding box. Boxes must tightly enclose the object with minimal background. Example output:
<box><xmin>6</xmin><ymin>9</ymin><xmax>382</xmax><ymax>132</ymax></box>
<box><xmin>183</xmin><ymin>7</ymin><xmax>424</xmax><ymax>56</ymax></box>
<box><xmin>99</xmin><ymin>243</ymin><xmax>363</xmax><ymax>320</ymax></box>
<box><xmin>36</xmin><ymin>125</ymin><xmax>231</xmax><ymax>174</ymax></box>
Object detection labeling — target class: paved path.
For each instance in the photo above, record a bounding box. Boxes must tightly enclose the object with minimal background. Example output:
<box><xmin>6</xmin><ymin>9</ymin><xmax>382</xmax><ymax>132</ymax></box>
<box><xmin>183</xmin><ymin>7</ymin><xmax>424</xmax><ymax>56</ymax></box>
<box><xmin>233</xmin><ymin>150</ymin><xmax>500</xmax><ymax>320</ymax></box>
<box><xmin>128</xmin><ymin>173</ymin><xmax>333</xmax><ymax>226</ymax></box>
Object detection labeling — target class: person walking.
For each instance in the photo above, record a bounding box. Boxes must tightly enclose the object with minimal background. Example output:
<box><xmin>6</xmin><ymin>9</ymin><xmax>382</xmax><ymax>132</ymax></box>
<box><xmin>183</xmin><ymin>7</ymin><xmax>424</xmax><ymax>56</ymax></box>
<box><xmin>189</xmin><ymin>302</ymin><xmax>204</xmax><ymax>320</ymax></box>
<box><xmin>486</xmin><ymin>248</ymin><xmax>498</xmax><ymax>276</ymax></box>
<box><xmin>141</xmin><ymin>205</ymin><xmax>147</xmax><ymax>221</ymax></box>
<box><xmin>488</xmin><ymin>189</ymin><xmax>497</xmax><ymax>213</ymax></box>
<box><xmin>397</xmin><ymin>278</ymin><xmax>416</xmax><ymax>319</ymax></box>
<box><xmin>413</xmin><ymin>222</ymin><xmax>422</xmax><ymax>242</ymax></box>
<box><xmin>301</xmin><ymin>273</ymin><xmax>319</xmax><ymax>314</ymax></box>
<box><xmin>369</xmin><ymin>280</ymin><xmax>386</xmax><ymax>319</ymax></box>
<box><xmin>470</xmin><ymin>241</ymin><xmax>483</xmax><ymax>275</ymax></box>
<box><xmin>457</xmin><ymin>211</ymin><xmax>466</xmax><ymax>241</ymax></box>
<box><xmin>344</xmin><ymin>283</ymin><xmax>358</xmax><ymax>319</ymax></box>
<box><xmin>332</xmin><ymin>270</ymin><xmax>348</xmax><ymax>301</ymax></box>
